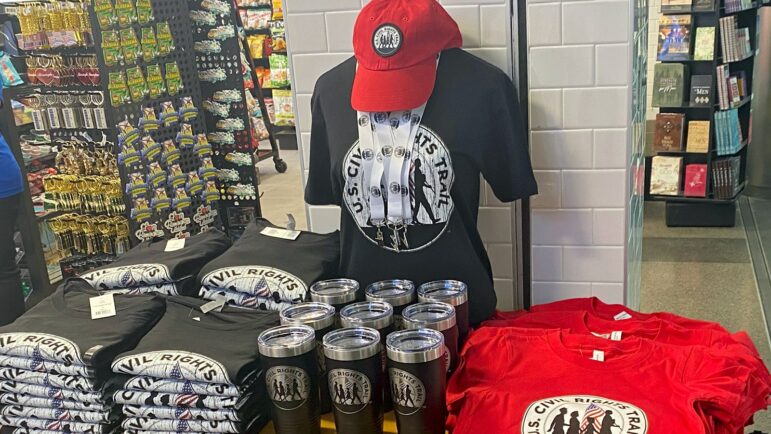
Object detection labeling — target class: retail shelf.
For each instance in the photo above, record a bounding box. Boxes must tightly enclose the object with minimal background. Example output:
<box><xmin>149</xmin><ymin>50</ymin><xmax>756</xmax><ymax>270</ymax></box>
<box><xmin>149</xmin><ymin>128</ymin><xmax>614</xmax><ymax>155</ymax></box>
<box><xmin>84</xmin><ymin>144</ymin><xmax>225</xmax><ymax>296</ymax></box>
<box><xmin>719</xmin><ymin>96</ymin><xmax>752</xmax><ymax>111</ymax></box>
<box><xmin>4</xmin><ymin>83</ymin><xmax>102</xmax><ymax>99</ymax></box>
<box><xmin>661</xmin><ymin>7</ymin><xmax>717</xmax><ymax>14</ymax></box>
<box><xmin>24</xmin><ymin>151</ymin><xmax>57</xmax><ymax>168</ymax></box>
<box><xmin>716</xmin><ymin>139</ymin><xmax>749</xmax><ymax>157</ymax></box>
<box><xmin>722</xmin><ymin>2</ymin><xmax>760</xmax><ymax>15</ymax></box>
<box><xmin>656</xmin><ymin>149</ymin><xmax>714</xmax><ymax>156</ymax></box>
<box><xmin>650</xmin><ymin>181</ymin><xmax>747</xmax><ymax>203</ymax></box>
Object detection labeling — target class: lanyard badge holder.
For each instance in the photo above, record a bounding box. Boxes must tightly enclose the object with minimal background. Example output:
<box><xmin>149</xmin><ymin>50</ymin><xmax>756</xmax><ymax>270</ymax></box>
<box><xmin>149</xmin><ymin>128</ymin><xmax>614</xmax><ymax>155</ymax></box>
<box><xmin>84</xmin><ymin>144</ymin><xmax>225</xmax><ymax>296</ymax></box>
<box><xmin>357</xmin><ymin>104</ymin><xmax>426</xmax><ymax>251</ymax></box>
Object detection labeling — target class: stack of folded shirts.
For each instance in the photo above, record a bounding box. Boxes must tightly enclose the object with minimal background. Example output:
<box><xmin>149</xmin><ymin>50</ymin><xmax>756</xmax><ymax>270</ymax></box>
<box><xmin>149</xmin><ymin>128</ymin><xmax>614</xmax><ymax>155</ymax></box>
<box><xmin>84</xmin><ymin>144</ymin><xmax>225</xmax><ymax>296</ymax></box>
<box><xmin>197</xmin><ymin>219</ymin><xmax>340</xmax><ymax>311</ymax></box>
<box><xmin>447</xmin><ymin>297</ymin><xmax>771</xmax><ymax>434</ymax></box>
<box><xmin>80</xmin><ymin>229</ymin><xmax>232</xmax><ymax>296</ymax></box>
<box><xmin>0</xmin><ymin>279</ymin><xmax>165</xmax><ymax>434</ymax></box>
<box><xmin>111</xmin><ymin>296</ymin><xmax>280</xmax><ymax>434</ymax></box>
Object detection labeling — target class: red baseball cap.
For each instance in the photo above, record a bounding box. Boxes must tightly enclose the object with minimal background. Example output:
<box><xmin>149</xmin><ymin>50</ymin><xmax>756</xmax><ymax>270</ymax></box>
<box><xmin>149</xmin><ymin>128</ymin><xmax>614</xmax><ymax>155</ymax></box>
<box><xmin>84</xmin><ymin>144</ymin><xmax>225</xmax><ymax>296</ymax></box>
<box><xmin>351</xmin><ymin>0</ymin><xmax>462</xmax><ymax>112</ymax></box>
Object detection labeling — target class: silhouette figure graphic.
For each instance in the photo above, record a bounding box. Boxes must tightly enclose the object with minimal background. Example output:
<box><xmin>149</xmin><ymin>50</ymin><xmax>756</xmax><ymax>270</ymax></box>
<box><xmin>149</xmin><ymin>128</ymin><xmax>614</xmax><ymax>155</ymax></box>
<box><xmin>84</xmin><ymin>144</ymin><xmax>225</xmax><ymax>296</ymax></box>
<box><xmin>583</xmin><ymin>417</ymin><xmax>597</xmax><ymax>434</ymax></box>
<box><xmin>290</xmin><ymin>378</ymin><xmax>302</xmax><ymax>400</ymax></box>
<box><xmin>404</xmin><ymin>385</ymin><xmax>415</xmax><ymax>407</ymax></box>
<box><xmin>352</xmin><ymin>383</ymin><xmax>363</xmax><ymax>405</ymax></box>
<box><xmin>567</xmin><ymin>411</ymin><xmax>580</xmax><ymax>434</ymax></box>
<box><xmin>272</xmin><ymin>379</ymin><xmax>280</xmax><ymax>399</ymax></box>
<box><xmin>549</xmin><ymin>408</ymin><xmax>568</xmax><ymax>434</ymax></box>
<box><xmin>599</xmin><ymin>410</ymin><xmax>617</xmax><ymax>434</ymax></box>
<box><xmin>277</xmin><ymin>382</ymin><xmax>286</xmax><ymax>401</ymax></box>
<box><xmin>333</xmin><ymin>382</ymin><xmax>342</xmax><ymax>403</ymax></box>
<box><xmin>411</xmin><ymin>159</ymin><xmax>439</xmax><ymax>224</ymax></box>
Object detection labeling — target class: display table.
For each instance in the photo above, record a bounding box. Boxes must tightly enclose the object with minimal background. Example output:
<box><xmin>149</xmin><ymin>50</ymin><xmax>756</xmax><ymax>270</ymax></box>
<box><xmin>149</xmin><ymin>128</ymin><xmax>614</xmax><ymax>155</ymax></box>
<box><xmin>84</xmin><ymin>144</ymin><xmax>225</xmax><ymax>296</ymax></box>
<box><xmin>259</xmin><ymin>413</ymin><xmax>401</xmax><ymax>433</ymax></box>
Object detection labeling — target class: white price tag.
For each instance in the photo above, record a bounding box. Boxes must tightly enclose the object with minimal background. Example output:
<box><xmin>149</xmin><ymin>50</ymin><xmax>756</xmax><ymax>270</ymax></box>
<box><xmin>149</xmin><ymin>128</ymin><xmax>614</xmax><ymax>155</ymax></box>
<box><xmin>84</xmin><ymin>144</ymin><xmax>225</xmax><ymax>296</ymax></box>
<box><xmin>261</xmin><ymin>227</ymin><xmax>301</xmax><ymax>241</ymax></box>
<box><xmin>610</xmin><ymin>331</ymin><xmax>623</xmax><ymax>341</ymax></box>
<box><xmin>591</xmin><ymin>350</ymin><xmax>605</xmax><ymax>362</ymax></box>
<box><xmin>591</xmin><ymin>332</ymin><xmax>611</xmax><ymax>339</ymax></box>
<box><xmin>165</xmin><ymin>238</ymin><xmax>186</xmax><ymax>252</ymax></box>
<box><xmin>200</xmin><ymin>298</ymin><xmax>227</xmax><ymax>314</ymax></box>
<box><xmin>613</xmin><ymin>311</ymin><xmax>632</xmax><ymax>321</ymax></box>
<box><xmin>90</xmin><ymin>293</ymin><xmax>116</xmax><ymax>320</ymax></box>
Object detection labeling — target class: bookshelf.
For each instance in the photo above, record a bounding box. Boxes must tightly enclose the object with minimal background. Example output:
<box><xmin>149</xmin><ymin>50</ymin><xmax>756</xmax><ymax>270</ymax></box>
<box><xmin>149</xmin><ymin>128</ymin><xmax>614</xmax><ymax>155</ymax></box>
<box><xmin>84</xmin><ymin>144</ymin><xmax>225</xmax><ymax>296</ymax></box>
<box><xmin>647</xmin><ymin>0</ymin><xmax>759</xmax><ymax>227</ymax></box>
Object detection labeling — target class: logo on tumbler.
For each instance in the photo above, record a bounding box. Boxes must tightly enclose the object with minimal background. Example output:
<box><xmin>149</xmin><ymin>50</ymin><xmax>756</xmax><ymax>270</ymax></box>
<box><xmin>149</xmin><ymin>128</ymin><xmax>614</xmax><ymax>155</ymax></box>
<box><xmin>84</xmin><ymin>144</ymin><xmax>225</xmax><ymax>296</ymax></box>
<box><xmin>388</xmin><ymin>368</ymin><xmax>426</xmax><ymax>415</ymax></box>
<box><xmin>266</xmin><ymin>366</ymin><xmax>311</xmax><ymax>411</ymax></box>
<box><xmin>328</xmin><ymin>369</ymin><xmax>371</xmax><ymax>415</ymax></box>
<box><xmin>522</xmin><ymin>395</ymin><xmax>649</xmax><ymax>434</ymax></box>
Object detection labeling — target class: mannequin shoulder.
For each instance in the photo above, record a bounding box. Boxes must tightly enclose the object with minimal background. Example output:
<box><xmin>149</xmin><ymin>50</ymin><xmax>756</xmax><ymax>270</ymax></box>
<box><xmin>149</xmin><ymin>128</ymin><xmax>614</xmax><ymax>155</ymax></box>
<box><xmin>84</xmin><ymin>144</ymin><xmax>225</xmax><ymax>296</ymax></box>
<box><xmin>313</xmin><ymin>56</ymin><xmax>357</xmax><ymax>99</ymax></box>
<box><xmin>438</xmin><ymin>48</ymin><xmax>513</xmax><ymax>89</ymax></box>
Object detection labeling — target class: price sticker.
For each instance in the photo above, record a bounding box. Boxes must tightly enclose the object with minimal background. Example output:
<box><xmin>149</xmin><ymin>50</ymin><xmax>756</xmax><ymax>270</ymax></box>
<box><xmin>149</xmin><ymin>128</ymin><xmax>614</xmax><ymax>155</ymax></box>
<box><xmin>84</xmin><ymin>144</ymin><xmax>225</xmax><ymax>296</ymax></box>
<box><xmin>90</xmin><ymin>293</ymin><xmax>116</xmax><ymax>320</ymax></box>
<box><xmin>261</xmin><ymin>227</ymin><xmax>301</xmax><ymax>241</ymax></box>
<box><xmin>613</xmin><ymin>311</ymin><xmax>632</xmax><ymax>321</ymax></box>
<box><xmin>165</xmin><ymin>238</ymin><xmax>186</xmax><ymax>252</ymax></box>
<box><xmin>591</xmin><ymin>350</ymin><xmax>605</xmax><ymax>362</ymax></box>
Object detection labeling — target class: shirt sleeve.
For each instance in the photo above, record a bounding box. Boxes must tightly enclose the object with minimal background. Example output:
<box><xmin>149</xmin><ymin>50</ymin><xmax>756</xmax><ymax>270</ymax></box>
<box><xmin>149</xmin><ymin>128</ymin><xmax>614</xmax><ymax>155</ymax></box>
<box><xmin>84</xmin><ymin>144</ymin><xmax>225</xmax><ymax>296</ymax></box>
<box><xmin>480</xmin><ymin>71</ymin><xmax>538</xmax><ymax>203</ymax></box>
<box><xmin>304</xmin><ymin>86</ymin><xmax>337</xmax><ymax>206</ymax></box>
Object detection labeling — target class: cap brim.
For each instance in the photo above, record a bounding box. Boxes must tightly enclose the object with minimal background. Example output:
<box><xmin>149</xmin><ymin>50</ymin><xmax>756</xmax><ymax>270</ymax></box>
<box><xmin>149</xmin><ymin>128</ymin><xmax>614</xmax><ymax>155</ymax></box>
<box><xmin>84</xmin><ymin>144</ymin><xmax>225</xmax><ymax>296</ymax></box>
<box><xmin>351</xmin><ymin>58</ymin><xmax>436</xmax><ymax>112</ymax></box>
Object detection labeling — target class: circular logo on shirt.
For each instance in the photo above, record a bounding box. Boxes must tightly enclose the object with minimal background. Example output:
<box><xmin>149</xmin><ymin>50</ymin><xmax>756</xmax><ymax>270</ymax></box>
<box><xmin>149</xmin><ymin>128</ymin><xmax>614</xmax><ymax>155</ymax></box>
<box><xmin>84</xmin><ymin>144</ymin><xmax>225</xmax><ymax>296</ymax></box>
<box><xmin>342</xmin><ymin>125</ymin><xmax>455</xmax><ymax>253</ymax></box>
<box><xmin>372</xmin><ymin>24</ymin><xmax>403</xmax><ymax>57</ymax></box>
<box><xmin>522</xmin><ymin>395</ymin><xmax>649</xmax><ymax>434</ymax></box>
<box><xmin>328</xmin><ymin>369</ymin><xmax>372</xmax><ymax>414</ymax></box>
<box><xmin>266</xmin><ymin>366</ymin><xmax>311</xmax><ymax>411</ymax></box>
<box><xmin>388</xmin><ymin>368</ymin><xmax>425</xmax><ymax>415</ymax></box>
<box><xmin>358</xmin><ymin>115</ymin><xmax>370</xmax><ymax>127</ymax></box>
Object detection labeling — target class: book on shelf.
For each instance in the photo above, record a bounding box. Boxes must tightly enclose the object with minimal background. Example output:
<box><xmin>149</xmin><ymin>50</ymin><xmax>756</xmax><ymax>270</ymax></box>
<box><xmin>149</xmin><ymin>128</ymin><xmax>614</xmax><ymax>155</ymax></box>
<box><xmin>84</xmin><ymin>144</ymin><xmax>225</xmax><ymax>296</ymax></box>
<box><xmin>662</xmin><ymin>0</ymin><xmax>693</xmax><ymax>12</ymax></box>
<box><xmin>719</xmin><ymin>16</ymin><xmax>752</xmax><ymax>61</ymax></box>
<box><xmin>689</xmin><ymin>74</ymin><xmax>713</xmax><ymax>106</ymax></box>
<box><xmin>712</xmin><ymin>157</ymin><xmax>742</xmax><ymax>200</ymax></box>
<box><xmin>693</xmin><ymin>0</ymin><xmax>715</xmax><ymax>10</ymax></box>
<box><xmin>652</xmin><ymin>63</ymin><xmax>688</xmax><ymax>107</ymax></box>
<box><xmin>654</xmin><ymin>113</ymin><xmax>686</xmax><ymax>152</ymax></box>
<box><xmin>725</xmin><ymin>0</ymin><xmax>753</xmax><ymax>13</ymax></box>
<box><xmin>684</xmin><ymin>164</ymin><xmax>708</xmax><ymax>197</ymax></box>
<box><xmin>657</xmin><ymin>15</ymin><xmax>693</xmax><ymax>61</ymax></box>
<box><xmin>686</xmin><ymin>120</ymin><xmax>711</xmax><ymax>152</ymax></box>
<box><xmin>693</xmin><ymin>27</ymin><xmax>715</xmax><ymax>60</ymax></box>
<box><xmin>714</xmin><ymin>109</ymin><xmax>744</xmax><ymax>155</ymax></box>
<box><xmin>716</xmin><ymin>67</ymin><xmax>749</xmax><ymax>109</ymax></box>
<box><xmin>650</xmin><ymin>156</ymin><xmax>684</xmax><ymax>196</ymax></box>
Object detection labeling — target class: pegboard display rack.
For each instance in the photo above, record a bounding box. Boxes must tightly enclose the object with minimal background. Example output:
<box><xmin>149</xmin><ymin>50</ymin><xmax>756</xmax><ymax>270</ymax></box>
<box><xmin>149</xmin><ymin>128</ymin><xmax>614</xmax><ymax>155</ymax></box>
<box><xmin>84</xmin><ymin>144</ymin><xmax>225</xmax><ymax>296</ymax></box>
<box><xmin>87</xmin><ymin>0</ymin><xmax>224</xmax><ymax>244</ymax></box>
<box><xmin>188</xmin><ymin>0</ymin><xmax>263</xmax><ymax>237</ymax></box>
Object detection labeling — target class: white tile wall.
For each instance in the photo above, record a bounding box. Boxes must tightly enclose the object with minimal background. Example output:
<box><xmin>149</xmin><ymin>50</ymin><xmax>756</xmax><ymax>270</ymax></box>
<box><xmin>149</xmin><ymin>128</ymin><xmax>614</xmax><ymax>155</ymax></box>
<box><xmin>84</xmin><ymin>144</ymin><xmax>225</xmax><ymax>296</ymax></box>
<box><xmin>284</xmin><ymin>0</ymin><xmax>520</xmax><ymax>309</ymax></box>
<box><xmin>527</xmin><ymin>0</ymin><xmax>632</xmax><ymax>305</ymax></box>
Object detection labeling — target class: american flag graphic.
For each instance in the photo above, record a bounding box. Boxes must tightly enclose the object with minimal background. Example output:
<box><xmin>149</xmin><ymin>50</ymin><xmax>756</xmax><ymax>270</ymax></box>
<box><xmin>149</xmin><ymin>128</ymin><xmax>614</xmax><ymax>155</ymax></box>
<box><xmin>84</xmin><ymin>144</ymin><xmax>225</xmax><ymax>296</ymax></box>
<box><xmin>31</xmin><ymin>345</ymin><xmax>46</xmax><ymax>372</ymax></box>
<box><xmin>170</xmin><ymin>363</ymin><xmax>184</xmax><ymax>380</ymax></box>
<box><xmin>46</xmin><ymin>420</ymin><xmax>63</xmax><ymax>430</ymax></box>
<box><xmin>178</xmin><ymin>419</ymin><xmax>191</xmax><ymax>432</ymax></box>
<box><xmin>52</xmin><ymin>398</ymin><xmax>63</xmax><ymax>408</ymax></box>
<box><xmin>174</xmin><ymin>407</ymin><xmax>192</xmax><ymax>420</ymax></box>
<box><xmin>242</xmin><ymin>296</ymin><xmax>258</xmax><ymax>307</ymax></box>
<box><xmin>176</xmin><ymin>381</ymin><xmax>198</xmax><ymax>407</ymax></box>
<box><xmin>253</xmin><ymin>277</ymin><xmax>270</xmax><ymax>297</ymax></box>
<box><xmin>55</xmin><ymin>409</ymin><xmax>71</xmax><ymax>421</ymax></box>
<box><xmin>47</xmin><ymin>387</ymin><xmax>64</xmax><ymax>399</ymax></box>
<box><xmin>580</xmin><ymin>403</ymin><xmax>605</xmax><ymax>432</ymax></box>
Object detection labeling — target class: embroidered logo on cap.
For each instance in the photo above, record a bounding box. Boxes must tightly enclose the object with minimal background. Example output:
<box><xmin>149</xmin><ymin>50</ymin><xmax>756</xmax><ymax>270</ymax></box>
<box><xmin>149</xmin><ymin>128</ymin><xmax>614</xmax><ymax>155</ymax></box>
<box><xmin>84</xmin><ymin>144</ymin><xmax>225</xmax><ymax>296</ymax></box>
<box><xmin>373</xmin><ymin>24</ymin><xmax>403</xmax><ymax>57</ymax></box>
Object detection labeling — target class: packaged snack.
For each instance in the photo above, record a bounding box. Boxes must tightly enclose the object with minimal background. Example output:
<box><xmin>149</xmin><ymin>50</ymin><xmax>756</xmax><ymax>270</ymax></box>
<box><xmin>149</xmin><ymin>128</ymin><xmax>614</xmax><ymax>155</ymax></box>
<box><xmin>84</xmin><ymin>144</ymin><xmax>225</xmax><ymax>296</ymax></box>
<box><xmin>272</xmin><ymin>89</ymin><xmax>295</xmax><ymax>127</ymax></box>
<box><xmin>264</xmin><ymin>97</ymin><xmax>276</xmax><ymax>124</ymax></box>
<box><xmin>272</xmin><ymin>0</ymin><xmax>284</xmax><ymax>20</ymax></box>
<box><xmin>251</xmin><ymin>116</ymin><xmax>269</xmax><ymax>141</ymax></box>
<box><xmin>247</xmin><ymin>35</ymin><xmax>266</xmax><ymax>59</ymax></box>
<box><xmin>270</xmin><ymin>20</ymin><xmax>286</xmax><ymax>52</ymax></box>
<box><xmin>0</xmin><ymin>52</ymin><xmax>23</xmax><ymax>87</ymax></box>
<box><xmin>268</xmin><ymin>54</ymin><xmax>289</xmax><ymax>88</ymax></box>
<box><xmin>255</xmin><ymin>66</ymin><xmax>270</xmax><ymax>87</ymax></box>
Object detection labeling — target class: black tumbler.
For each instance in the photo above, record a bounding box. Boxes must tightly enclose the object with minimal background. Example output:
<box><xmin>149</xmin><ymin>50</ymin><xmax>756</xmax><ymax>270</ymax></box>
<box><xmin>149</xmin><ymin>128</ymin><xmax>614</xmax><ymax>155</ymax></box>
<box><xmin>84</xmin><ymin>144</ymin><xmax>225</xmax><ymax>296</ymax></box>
<box><xmin>402</xmin><ymin>302</ymin><xmax>458</xmax><ymax>375</ymax></box>
<box><xmin>339</xmin><ymin>301</ymin><xmax>395</xmax><ymax>412</ymax></box>
<box><xmin>279</xmin><ymin>302</ymin><xmax>336</xmax><ymax>414</ymax></box>
<box><xmin>258</xmin><ymin>325</ymin><xmax>320</xmax><ymax>434</ymax></box>
<box><xmin>418</xmin><ymin>280</ymin><xmax>469</xmax><ymax>344</ymax></box>
<box><xmin>386</xmin><ymin>329</ymin><xmax>446</xmax><ymax>434</ymax></box>
<box><xmin>323</xmin><ymin>327</ymin><xmax>384</xmax><ymax>434</ymax></box>
<box><xmin>365</xmin><ymin>280</ymin><xmax>415</xmax><ymax>329</ymax></box>
<box><xmin>310</xmin><ymin>279</ymin><xmax>359</xmax><ymax>324</ymax></box>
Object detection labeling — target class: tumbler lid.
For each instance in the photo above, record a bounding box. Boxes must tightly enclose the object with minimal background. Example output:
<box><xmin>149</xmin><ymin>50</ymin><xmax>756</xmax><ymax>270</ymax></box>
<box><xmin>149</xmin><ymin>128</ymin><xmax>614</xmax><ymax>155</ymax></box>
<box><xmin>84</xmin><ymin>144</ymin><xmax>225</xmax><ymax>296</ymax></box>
<box><xmin>340</xmin><ymin>301</ymin><xmax>394</xmax><ymax>330</ymax></box>
<box><xmin>365</xmin><ymin>280</ymin><xmax>415</xmax><ymax>307</ymax></box>
<box><xmin>258</xmin><ymin>325</ymin><xmax>316</xmax><ymax>358</ymax></box>
<box><xmin>402</xmin><ymin>302</ymin><xmax>456</xmax><ymax>332</ymax></box>
<box><xmin>386</xmin><ymin>328</ymin><xmax>445</xmax><ymax>364</ymax></box>
<box><xmin>417</xmin><ymin>280</ymin><xmax>468</xmax><ymax>305</ymax></box>
<box><xmin>310</xmin><ymin>279</ymin><xmax>359</xmax><ymax>305</ymax></box>
<box><xmin>280</xmin><ymin>302</ymin><xmax>336</xmax><ymax>331</ymax></box>
<box><xmin>323</xmin><ymin>327</ymin><xmax>381</xmax><ymax>361</ymax></box>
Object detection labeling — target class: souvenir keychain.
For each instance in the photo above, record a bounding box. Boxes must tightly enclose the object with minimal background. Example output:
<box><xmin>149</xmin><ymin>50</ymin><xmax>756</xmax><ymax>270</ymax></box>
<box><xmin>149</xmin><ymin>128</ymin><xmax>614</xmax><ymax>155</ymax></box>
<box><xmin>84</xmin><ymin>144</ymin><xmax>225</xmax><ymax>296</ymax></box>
<box><xmin>179</xmin><ymin>97</ymin><xmax>199</xmax><ymax>122</ymax></box>
<box><xmin>199</xmin><ymin>157</ymin><xmax>217</xmax><ymax>180</ymax></box>
<box><xmin>224</xmin><ymin>152</ymin><xmax>252</xmax><ymax>166</ymax></box>
<box><xmin>140</xmin><ymin>135</ymin><xmax>162</xmax><ymax>163</ymax></box>
<box><xmin>94</xmin><ymin>0</ymin><xmax>116</xmax><ymax>29</ymax></box>
<box><xmin>200</xmin><ymin>0</ymin><xmax>231</xmax><ymax>15</ymax></box>
<box><xmin>145</xmin><ymin>64</ymin><xmax>166</xmax><ymax>98</ymax></box>
<box><xmin>139</xmin><ymin>106</ymin><xmax>160</xmax><ymax>132</ymax></box>
<box><xmin>190</xmin><ymin>10</ymin><xmax>217</xmax><ymax>26</ymax></box>
<box><xmin>172</xmin><ymin>187</ymin><xmax>192</xmax><ymax>210</ymax></box>
<box><xmin>126</xmin><ymin>172</ymin><xmax>149</xmax><ymax>197</ymax></box>
<box><xmin>120</xmin><ymin>28</ymin><xmax>142</xmax><ymax>64</ymax></box>
<box><xmin>176</xmin><ymin>123</ymin><xmax>196</xmax><ymax>148</ymax></box>
<box><xmin>194</xmin><ymin>40</ymin><xmax>221</xmax><ymax>54</ymax></box>
<box><xmin>131</xmin><ymin>196</ymin><xmax>153</xmax><ymax>222</ymax></box>
<box><xmin>125</xmin><ymin>67</ymin><xmax>148</xmax><ymax>101</ymax></box>
<box><xmin>151</xmin><ymin>187</ymin><xmax>171</xmax><ymax>212</ymax></box>
<box><xmin>217</xmin><ymin>168</ymin><xmax>240</xmax><ymax>183</ymax></box>
<box><xmin>146</xmin><ymin>162</ymin><xmax>166</xmax><ymax>187</ymax></box>
<box><xmin>194</xmin><ymin>134</ymin><xmax>213</xmax><ymax>158</ymax></box>
<box><xmin>202</xmin><ymin>100</ymin><xmax>230</xmax><ymax>118</ymax></box>
<box><xmin>79</xmin><ymin>94</ymin><xmax>96</xmax><ymax>130</ymax></box>
<box><xmin>199</xmin><ymin>68</ymin><xmax>227</xmax><ymax>83</ymax></box>
<box><xmin>108</xmin><ymin>71</ymin><xmax>131</xmax><ymax>106</ymax></box>
<box><xmin>118</xmin><ymin>142</ymin><xmax>142</xmax><ymax>167</ymax></box>
<box><xmin>203</xmin><ymin>180</ymin><xmax>220</xmax><ymax>203</ymax></box>
<box><xmin>135</xmin><ymin>0</ymin><xmax>154</xmax><ymax>24</ymax></box>
<box><xmin>60</xmin><ymin>94</ymin><xmax>79</xmax><ymax>130</ymax></box>
<box><xmin>161</xmin><ymin>140</ymin><xmax>181</xmax><ymax>165</ymax></box>
<box><xmin>165</xmin><ymin>62</ymin><xmax>182</xmax><ymax>95</ymax></box>
<box><xmin>140</xmin><ymin>27</ymin><xmax>158</xmax><ymax>61</ymax></box>
<box><xmin>156</xmin><ymin>22</ymin><xmax>175</xmax><ymax>56</ymax></box>
<box><xmin>186</xmin><ymin>172</ymin><xmax>204</xmax><ymax>195</ymax></box>
<box><xmin>216</xmin><ymin>118</ymin><xmax>245</xmax><ymax>132</ymax></box>
<box><xmin>44</xmin><ymin>95</ymin><xmax>62</xmax><ymax>130</ymax></box>
<box><xmin>114</xmin><ymin>0</ymin><xmax>137</xmax><ymax>28</ymax></box>
<box><xmin>101</xmin><ymin>31</ymin><xmax>122</xmax><ymax>66</ymax></box>
<box><xmin>117</xmin><ymin>119</ymin><xmax>141</xmax><ymax>148</ymax></box>
<box><xmin>160</xmin><ymin>101</ymin><xmax>179</xmax><ymax>127</ymax></box>
<box><xmin>92</xmin><ymin>93</ymin><xmax>109</xmax><ymax>129</ymax></box>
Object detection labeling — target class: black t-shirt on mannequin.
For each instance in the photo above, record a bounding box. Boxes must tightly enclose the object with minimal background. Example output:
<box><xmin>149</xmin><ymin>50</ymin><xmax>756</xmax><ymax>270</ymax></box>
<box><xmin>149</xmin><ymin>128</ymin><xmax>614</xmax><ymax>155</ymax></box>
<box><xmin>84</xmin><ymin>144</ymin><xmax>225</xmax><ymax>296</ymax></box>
<box><xmin>306</xmin><ymin>48</ymin><xmax>537</xmax><ymax>325</ymax></box>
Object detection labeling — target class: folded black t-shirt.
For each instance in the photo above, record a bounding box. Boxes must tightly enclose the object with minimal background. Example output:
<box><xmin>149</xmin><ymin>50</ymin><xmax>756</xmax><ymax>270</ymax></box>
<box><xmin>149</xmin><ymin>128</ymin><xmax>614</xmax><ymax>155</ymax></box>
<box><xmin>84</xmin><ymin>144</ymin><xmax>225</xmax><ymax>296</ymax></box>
<box><xmin>0</xmin><ymin>368</ymin><xmax>99</xmax><ymax>392</ymax></box>
<box><xmin>197</xmin><ymin>219</ymin><xmax>339</xmax><ymax>308</ymax></box>
<box><xmin>0</xmin><ymin>279</ymin><xmax>165</xmax><ymax>369</ymax></box>
<box><xmin>81</xmin><ymin>229</ymin><xmax>232</xmax><ymax>296</ymax></box>
<box><xmin>112</xmin><ymin>296</ymin><xmax>279</xmax><ymax>386</ymax></box>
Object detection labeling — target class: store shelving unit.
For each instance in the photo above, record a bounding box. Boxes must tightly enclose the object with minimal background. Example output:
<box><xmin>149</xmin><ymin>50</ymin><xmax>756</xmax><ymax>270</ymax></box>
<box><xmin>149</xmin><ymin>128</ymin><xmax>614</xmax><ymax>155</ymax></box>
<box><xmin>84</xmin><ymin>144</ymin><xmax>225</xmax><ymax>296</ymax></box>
<box><xmin>647</xmin><ymin>0</ymin><xmax>759</xmax><ymax>226</ymax></box>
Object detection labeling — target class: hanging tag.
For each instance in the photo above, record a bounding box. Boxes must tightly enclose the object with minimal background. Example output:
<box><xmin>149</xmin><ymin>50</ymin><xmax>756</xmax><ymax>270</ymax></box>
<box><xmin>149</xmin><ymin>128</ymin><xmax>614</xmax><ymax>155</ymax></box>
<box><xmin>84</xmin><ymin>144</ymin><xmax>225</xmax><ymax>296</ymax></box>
<box><xmin>591</xmin><ymin>350</ymin><xmax>605</xmax><ymax>362</ymax></box>
<box><xmin>31</xmin><ymin>110</ymin><xmax>47</xmax><ymax>131</ymax></box>
<box><xmin>165</xmin><ymin>238</ymin><xmax>186</xmax><ymax>252</ymax></box>
<box><xmin>90</xmin><ymin>293</ymin><xmax>116</xmax><ymax>319</ymax></box>
<box><xmin>200</xmin><ymin>297</ymin><xmax>227</xmax><ymax>314</ymax></box>
<box><xmin>261</xmin><ymin>226</ymin><xmax>301</xmax><ymax>241</ymax></box>
<box><xmin>62</xmin><ymin>107</ymin><xmax>78</xmax><ymax>129</ymax></box>
<box><xmin>94</xmin><ymin>107</ymin><xmax>108</xmax><ymax>130</ymax></box>
<box><xmin>613</xmin><ymin>311</ymin><xmax>632</xmax><ymax>321</ymax></box>
<box><xmin>610</xmin><ymin>331</ymin><xmax>623</xmax><ymax>341</ymax></box>
<box><xmin>81</xmin><ymin>107</ymin><xmax>95</xmax><ymax>129</ymax></box>
<box><xmin>46</xmin><ymin>107</ymin><xmax>61</xmax><ymax>129</ymax></box>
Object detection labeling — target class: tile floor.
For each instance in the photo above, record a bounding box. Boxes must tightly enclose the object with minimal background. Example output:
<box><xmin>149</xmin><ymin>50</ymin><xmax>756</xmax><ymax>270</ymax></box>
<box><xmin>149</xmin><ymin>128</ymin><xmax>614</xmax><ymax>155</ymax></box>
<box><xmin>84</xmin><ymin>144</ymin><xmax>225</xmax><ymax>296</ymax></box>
<box><xmin>641</xmin><ymin>201</ymin><xmax>771</xmax><ymax>432</ymax></box>
<box><xmin>256</xmin><ymin>150</ymin><xmax>308</xmax><ymax>230</ymax></box>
